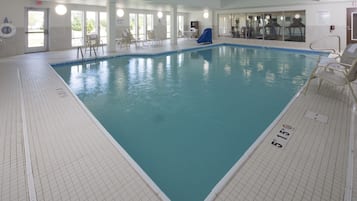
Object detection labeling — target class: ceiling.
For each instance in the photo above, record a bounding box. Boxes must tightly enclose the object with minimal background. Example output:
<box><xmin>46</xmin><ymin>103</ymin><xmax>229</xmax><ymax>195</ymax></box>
<box><xmin>42</xmin><ymin>0</ymin><xmax>349</xmax><ymax>12</ymax></box>
<box><xmin>43</xmin><ymin>0</ymin><xmax>220</xmax><ymax>11</ymax></box>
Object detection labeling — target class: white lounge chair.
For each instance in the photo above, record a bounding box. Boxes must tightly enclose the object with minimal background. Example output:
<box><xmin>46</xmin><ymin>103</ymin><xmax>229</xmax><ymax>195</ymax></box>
<box><xmin>117</xmin><ymin>29</ymin><xmax>137</xmax><ymax>48</ymax></box>
<box><xmin>304</xmin><ymin>56</ymin><xmax>357</xmax><ymax>104</ymax></box>
<box><xmin>318</xmin><ymin>43</ymin><xmax>357</xmax><ymax>68</ymax></box>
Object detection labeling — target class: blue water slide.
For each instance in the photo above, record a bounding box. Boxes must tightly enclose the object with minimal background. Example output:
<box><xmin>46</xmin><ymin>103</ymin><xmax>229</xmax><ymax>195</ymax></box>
<box><xmin>197</xmin><ymin>28</ymin><xmax>212</xmax><ymax>44</ymax></box>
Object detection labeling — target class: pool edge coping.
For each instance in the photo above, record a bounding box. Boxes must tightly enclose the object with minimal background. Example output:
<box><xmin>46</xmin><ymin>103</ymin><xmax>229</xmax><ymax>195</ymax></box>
<box><xmin>50</xmin><ymin>42</ymin><xmax>325</xmax><ymax>67</ymax></box>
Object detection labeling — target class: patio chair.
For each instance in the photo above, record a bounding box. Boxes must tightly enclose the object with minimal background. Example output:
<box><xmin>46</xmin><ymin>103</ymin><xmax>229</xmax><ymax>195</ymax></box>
<box><xmin>146</xmin><ymin>30</ymin><xmax>156</xmax><ymax>46</ymax></box>
<box><xmin>318</xmin><ymin>43</ymin><xmax>357</xmax><ymax>68</ymax></box>
<box><xmin>117</xmin><ymin>29</ymin><xmax>137</xmax><ymax>48</ymax></box>
<box><xmin>85</xmin><ymin>33</ymin><xmax>103</xmax><ymax>55</ymax></box>
<box><xmin>304</xmin><ymin>56</ymin><xmax>357</xmax><ymax>104</ymax></box>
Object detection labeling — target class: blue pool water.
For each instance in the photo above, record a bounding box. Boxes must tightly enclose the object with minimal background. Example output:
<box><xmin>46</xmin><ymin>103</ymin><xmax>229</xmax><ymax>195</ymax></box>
<box><xmin>54</xmin><ymin>45</ymin><xmax>320</xmax><ymax>201</ymax></box>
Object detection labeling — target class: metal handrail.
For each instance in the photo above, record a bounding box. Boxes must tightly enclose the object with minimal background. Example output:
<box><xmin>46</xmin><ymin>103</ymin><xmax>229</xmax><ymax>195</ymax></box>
<box><xmin>309</xmin><ymin>35</ymin><xmax>341</xmax><ymax>54</ymax></box>
<box><xmin>77</xmin><ymin>46</ymin><xmax>84</xmax><ymax>59</ymax></box>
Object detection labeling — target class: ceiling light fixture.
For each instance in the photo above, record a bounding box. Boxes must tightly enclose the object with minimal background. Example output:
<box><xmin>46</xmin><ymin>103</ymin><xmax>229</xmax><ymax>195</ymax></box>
<box><xmin>55</xmin><ymin>5</ymin><xmax>67</xmax><ymax>16</ymax></box>
<box><xmin>116</xmin><ymin>9</ymin><xmax>124</xmax><ymax>17</ymax></box>
<box><xmin>203</xmin><ymin>11</ymin><xmax>209</xmax><ymax>19</ymax></box>
<box><xmin>157</xmin><ymin>11</ymin><xmax>163</xmax><ymax>19</ymax></box>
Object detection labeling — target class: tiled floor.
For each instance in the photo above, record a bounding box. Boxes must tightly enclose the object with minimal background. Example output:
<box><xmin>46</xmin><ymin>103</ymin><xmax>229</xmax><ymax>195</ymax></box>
<box><xmin>210</xmin><ymin>84</ymin><xmax>355</xmax><ymax>201</ymax></box>
<box><xmin>0</xmin><ymin>39</ymin><xmax>356</xmax><ymax>201</ymax></box>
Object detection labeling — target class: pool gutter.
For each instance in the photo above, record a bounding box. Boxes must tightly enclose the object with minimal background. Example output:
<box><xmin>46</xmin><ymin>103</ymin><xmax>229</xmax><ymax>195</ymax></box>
<box><xmin>50</xmin><ymin>43</ymin><xmax>325</xmax><ymax>68</ymax></box>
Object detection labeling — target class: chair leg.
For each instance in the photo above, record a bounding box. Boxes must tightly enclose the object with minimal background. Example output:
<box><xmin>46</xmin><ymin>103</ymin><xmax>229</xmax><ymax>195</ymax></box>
<box><xmin>317</xmin><ymin>79</ymin><xmax>323</xmax><ymax>91</ymax></box>
<box><xmin>303</xmin><ymin>64</ymin><xmax>319</xmax><ymax>95</ymax></box>
<box><xmin>303</xmin><ymin>77</ymin><xmax>313</xmax><ymax>95</ymax></box>
<box><xmin>347</xmin><ymin>82</ymin><xmax>357</xmax><ymax>104</ymax></box>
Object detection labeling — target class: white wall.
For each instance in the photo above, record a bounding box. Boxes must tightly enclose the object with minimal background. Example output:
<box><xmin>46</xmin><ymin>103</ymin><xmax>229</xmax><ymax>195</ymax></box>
<box><xmin>0</xmin><ymin>0</ymin><xmax>29</xmax><ymax>57</ymax></box>
<box><xmin>189</xmin><ymin>10</ymin><xmax>214</xmax><ymax>31</ymax></box>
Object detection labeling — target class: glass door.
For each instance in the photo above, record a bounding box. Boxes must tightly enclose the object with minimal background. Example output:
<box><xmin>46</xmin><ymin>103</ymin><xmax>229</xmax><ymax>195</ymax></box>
<box><xmin>25</xmin><ymin>8</ymin><xmax>49</xmax><ymax>53</ymax></box>
<box><xmin>347</xmin><ymin>8</ymin><xmax>357</xmax><ymax>45</ymax></box>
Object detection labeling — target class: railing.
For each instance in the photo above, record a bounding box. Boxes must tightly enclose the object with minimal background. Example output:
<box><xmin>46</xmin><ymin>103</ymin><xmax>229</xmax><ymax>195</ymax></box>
<box><xmin>309</xmin><ymin>35</ymin><xmax>341</xmax><ymax>54</ymax></box>
<box><xmin>76</xmin><ymin>46</ymin><xmax>84</xmax><ymax>59</ymax></box>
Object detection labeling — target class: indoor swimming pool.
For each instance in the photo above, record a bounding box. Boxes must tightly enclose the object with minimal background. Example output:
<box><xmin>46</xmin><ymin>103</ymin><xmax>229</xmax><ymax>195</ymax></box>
<box><xmin>53</xmin><ymin>45</ymin><xmax>321</xmax><ymax>201</ymax></box>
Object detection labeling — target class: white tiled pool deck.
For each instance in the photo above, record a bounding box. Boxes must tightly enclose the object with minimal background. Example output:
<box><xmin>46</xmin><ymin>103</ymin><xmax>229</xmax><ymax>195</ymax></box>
<box><xmin>0</xmin><ymin>39</ymin><xmax>356</xmax><ymax>201</ymax></box>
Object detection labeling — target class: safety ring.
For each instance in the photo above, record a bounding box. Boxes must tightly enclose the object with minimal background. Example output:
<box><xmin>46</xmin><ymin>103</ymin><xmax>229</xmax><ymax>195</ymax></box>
<box><xmin>0</xmin><ymin>23</ymin><xmax>16</xmax><ymax>38</ymax></box>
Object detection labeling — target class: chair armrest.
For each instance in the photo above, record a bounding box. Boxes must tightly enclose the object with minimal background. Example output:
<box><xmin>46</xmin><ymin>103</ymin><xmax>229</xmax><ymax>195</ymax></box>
<box><xmin>325</xmin><ymin>62</ymin><xmax>351</xmax><ymax>69</ymax></box>
<box><xmin>322</xmin><ymin>63</ymin><xmax>349</xmax><ymax>75</ymax></box>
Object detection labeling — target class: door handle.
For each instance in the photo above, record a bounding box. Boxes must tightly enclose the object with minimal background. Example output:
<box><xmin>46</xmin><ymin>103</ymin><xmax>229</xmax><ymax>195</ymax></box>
<box><xmin>44</xmin><ymin>29</ymin><xmax>49</xmax><ymax>34</ymax></box>
<box><xmin>347</xmin><ymin>26</ymin><xmax>352</xmax><ymax>31</ymax></box>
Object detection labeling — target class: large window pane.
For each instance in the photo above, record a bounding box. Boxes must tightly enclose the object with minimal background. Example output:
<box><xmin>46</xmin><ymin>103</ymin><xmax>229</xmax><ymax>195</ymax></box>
<box><xmin>138</xmin><ymin>14</ymin><xmax>145</xmax><ymax>40</ymax></box>
<box><xmin>71</xmin><ymin>10</ymin><xmax>84</xmax><ymax>46</ymax></box>
<box><xmin>129</xmin><ymin>13</ymin><xmax>154</xmax><ymax>40</ymax></box>
<box><xmin>147</xmin><ymin>14</ymin><xmax>154</xmax><ymax>40</ymax></box>
<box><xmin>231</xmin><ymin>14</ymin><xmax>245</xmax><ymax>38</ymax></box>
<box><xmin>218</xmin><ymin>14</ymin><xmax>231</xmax><ymax>37</ymax></box>
<box><xmin>147</xmin><ymin>14</ymin><xmax>154</xmax><ymax>31</ymax></box>
<box><xmin>129</xmin><ymin>13</ymin><xmax>137</xmax><ymax>38</ymax></box>
<box><xmin>245</xmin><ymin>13</ymin><xmax>264</xmax><ymax>39</ymax></box>
<box><xmin>99</xmin><ymin>12</ymin><xmax>107</xmax><ymax>44</ymax></box>
<box><xmin>263</xmin><ymin>13</ymin><xmax>283</xmax><ymax>40</ymax></box>
<box><xmin>218</xmin><ymin>10</ymin><xmax>305</xmax><ymax>42</ymax></box>
<box><xmin>86</xmin><ymin>11</ymin><xmax>97</xmax><ymax>34</ymax></box>
<box><xmin>166</xmin><ymin>15</ymin><xmax>171</xmax><ymax>38</ymax></box>
<box><xmin>28</xmin><ymin>11</ymin><xmax>45</xmax><ymax>47</ymax></box>
<box><xmin>284</xmin><ymin>11</ymin><xmax>305</xmax><ymax>42</ymax></box>
<box><xmin>178</xmin><ymin>15</ymin><xmax>184</xmax><ymax>37</ymax></box>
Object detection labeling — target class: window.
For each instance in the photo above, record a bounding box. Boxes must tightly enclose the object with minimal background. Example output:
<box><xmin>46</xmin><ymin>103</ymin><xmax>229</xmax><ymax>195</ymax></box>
<box><xmin>129</xmin><ymin>13</ymin><xmax>137</xmax><ymax>39</ymax></box>
<box><xmin>129</xmin><ymin>13</ymin><xmax>154</xmax><ymax>40</ymax></box>
<box><xmin>99</xmin><ymin>12</ymin><xmax>107</xmax><ymax>44</ymax></box>
<box><xmin>245</xmin><ymin>13</ymin><xmax>264</xmax><ymax>39</ymax></box>
<box><xmin>177</xmin><ymin>15</ymin><xmax>184</xmax><ymax>37</ymax></box>
<box><xmin>147</xmin><ymin>14</ymin><xmax>154</xmax><ymax>31</ymax></box>
<box><xmin>138</xmin><ymin>14</ymin><xmax>145</xmax><ymax>40</ymax></box>
<box><xmin>86</xmin><ymin>11</ymin><xmax>97</xmax><ymax>34</ymax></box>
<box><xmin>71</xmin><ymin>10</ymin><xmax>84</xmax><ymax>46</ymax></box>
<box><xmin>283</xmin><ymin>11</ymin><xmax>305</xmax><ymax>42</ymax></box>
<box><xmin>218</xmin><ymin>10</ymin><xmax>305</xmax><ymax>42</ymax></box>
<box><xmin>71</xmin><ymin>10</ymin><xmax>107</xmax><ymax>47</ymax></box>
<box><xmin>166</xmin><ymin>15</ymin><xmax>171</xmax><ymax>38</ymax></box>
<box><xmin>146</xmin><ymin>14</ymin><xmax>154</xmax><ymax>40</ymax></box>
<box><xmin>218</xmin><ymin>14</ymin><xmax>231</xmax><ymax>37</ymax></box>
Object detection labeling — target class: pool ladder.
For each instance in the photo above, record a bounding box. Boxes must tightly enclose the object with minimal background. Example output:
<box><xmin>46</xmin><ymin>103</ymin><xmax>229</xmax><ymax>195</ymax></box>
<box><xmin>76</xmin><ymin>45</ymin><xmax>97</xmax><ymax>60</ymax></box>
<box><xmin>309</xmin><ymin>35</ymin><xmax>341</xmax><ymax>54</ymax></box>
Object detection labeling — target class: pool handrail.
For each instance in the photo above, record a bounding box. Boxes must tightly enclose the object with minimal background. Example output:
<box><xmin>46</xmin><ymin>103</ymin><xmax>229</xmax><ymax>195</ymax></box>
<box><xmin>309</xmin><ymin>35</ymin><xmax>341</xmax><ymax>54</ymax></box>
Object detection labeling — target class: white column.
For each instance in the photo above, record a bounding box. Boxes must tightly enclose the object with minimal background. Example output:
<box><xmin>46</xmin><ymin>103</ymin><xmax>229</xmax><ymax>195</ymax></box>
<box><xmin>107</xmin><ymin>0</ymin><xmax>116</xmax><ymax>52</ymax></box>
<box><xmin>170</xmin><ymin>5</ymin><xmax>177</xmax><ymax>45</ymax></box>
